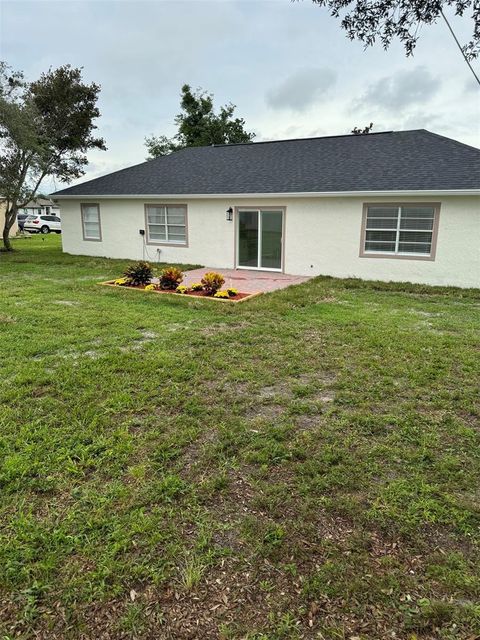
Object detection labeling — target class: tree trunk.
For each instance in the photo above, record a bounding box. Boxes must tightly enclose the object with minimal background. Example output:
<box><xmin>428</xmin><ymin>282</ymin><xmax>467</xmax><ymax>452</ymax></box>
<box><xmin>2</xmin><ymin>205</ymin><xmax>18</xmax><ymax>251</ymax></box>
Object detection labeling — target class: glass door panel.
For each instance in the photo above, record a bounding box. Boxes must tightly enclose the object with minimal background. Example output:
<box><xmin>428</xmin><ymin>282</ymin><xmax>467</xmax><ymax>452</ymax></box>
<box><xmin>238</xmin><ymin>210</ymin><xmax>259</xmax><ymax>267</ymax></box>
<box><xmin>260</xmin><ymin>210</ymin><xmax>282</xmax><ymax>269</ymax></box>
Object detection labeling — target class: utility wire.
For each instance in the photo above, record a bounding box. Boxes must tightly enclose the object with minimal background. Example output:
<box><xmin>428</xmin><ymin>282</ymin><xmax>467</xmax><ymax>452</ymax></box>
<box><xmin>440</xmin><ymin>9</ymin><xmax>480</xmax><ymax>86</ymax></box>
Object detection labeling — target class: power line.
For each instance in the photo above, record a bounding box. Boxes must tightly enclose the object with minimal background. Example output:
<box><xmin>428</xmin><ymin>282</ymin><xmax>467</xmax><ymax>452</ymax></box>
<box><xmin>440</xmin><ymin>9</ymin><xmax>480</xmax><ymax>87</ymax></box>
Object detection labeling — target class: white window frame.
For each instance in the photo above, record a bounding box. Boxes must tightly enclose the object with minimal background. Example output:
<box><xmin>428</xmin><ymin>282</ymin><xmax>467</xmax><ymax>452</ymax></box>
<box><xmin>360</xmin><ymin>203</ymin><xmax>440</xmax><ymax>261</ymax></box>
<box><xmin>81</xmin><ymin>203</ymin><xmax>102</xmax><ymax>242</ymax></box>
<box><xmin>144</xmin><ymin>204</ymin><xmax>188</xmax><ymax>246</ymax></box>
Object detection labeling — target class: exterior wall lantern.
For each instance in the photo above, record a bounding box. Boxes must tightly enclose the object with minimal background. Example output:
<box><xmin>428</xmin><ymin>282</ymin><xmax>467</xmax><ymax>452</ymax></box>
<box><xmin>226</xmin><ymin>207</ymin><xmax>233</xmax><ymax>221</ymax></box>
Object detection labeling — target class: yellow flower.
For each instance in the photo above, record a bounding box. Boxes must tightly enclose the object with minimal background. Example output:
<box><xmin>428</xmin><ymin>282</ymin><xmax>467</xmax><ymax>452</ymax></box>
<box><xmin>214</xmin><ymin>290</ymin><xmax>229</xmax><ymax>299</ymax></box>
<box><xmin>176</xmin><ymin>285</ymin><xmax>188</xmax><ymax>294</ymax></box>
<box><xmin>227</xmin><ymin>287</ymin><xmax>238</xmax><ymax>297</ymax></box>
<box><xmin>191</xmin><ymin>282</ymin><xmax>203</xmax><ymax>291</ymax></box>
<box><xmin>144</xmin><ymin>284</ymin><xmax>156</xmax><ymax>291</ymax></box>
<box><xmin>114</xmin><ymin>277</ymin><xmax>129</xmax><ymax>285</ymax></box>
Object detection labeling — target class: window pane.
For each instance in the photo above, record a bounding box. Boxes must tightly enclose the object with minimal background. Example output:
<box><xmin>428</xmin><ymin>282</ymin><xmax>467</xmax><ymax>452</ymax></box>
<box><xmin>398</xmin><ymin>243</ymin><xmax>431</xmax><ymax>254</ymax></box>
<box><xmin>365</xmin><ymin>241</ymin><xmax>396</xmax><ymax>252</ymax></box>
<box><xmin>149</xmin><ymin>227</ymin><xmax>166</xmax><ymax>240</ymax></box>
<box><xmin>168</xmin><ymin>233</ymin><xmax>186</xmax><ymax>242</ymax></box>
<box><xmin>238</xmin><ymin>210</ymin><xmax>259</xmax><ymax>267</ymax></box>
<box><xmin>366</xmin><ymin>230</ymin><xmax>397</xmax><ymax>242</ymax></box>
<box><xmin>260</xmin><ymin>210</ymin><xmax>282</xmax><ymax>269</ymax></box>
<box><xmin>84</xmin><ymin>228</ymin><xmax>99</xmax><ymax>239</ymax></box>
<box><xmin>83</xmin><ymin>206</ymin><xmax>99</xmax><ymax>222</ymax></box>
<box><xmin>166</xmin><ymin>207</ymin><xmax>186</xmax><ymax>225</ymax></box>
<box><xmin>400</xmin><ymin>217</ymin><xmax>434</xmax><ymax>230</ymax></box>
<box><xmin>167</xmin><ymin>225</ymin><xmax>186</xmax><ymax>235</ymax></box>
<box><xmin>147</xmin><ymin>207</ymin><xmax>165</xmax><ymax>224</ymax></box>
<box><xmin>401</xmin><ymin>207</ymin><xmax>435</xmax><ymax>219</ymax></box>
<box><xmin>366</xmin><ymin>207</ymin><xmax>398</xmax><ymax>218</ymax></box>
<box><xmin>399</xmin><ymin>231</ymin><xmax>433</xmax><ymax>244</ymax></box>
<box><xmin>366</xmin><ymin>217</ymin><xmax>398</xmax><ymax>229</ymax></box>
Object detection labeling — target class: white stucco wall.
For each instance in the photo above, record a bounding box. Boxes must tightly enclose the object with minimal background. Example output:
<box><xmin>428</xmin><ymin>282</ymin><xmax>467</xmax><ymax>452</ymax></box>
<box><xmin>59</xmin><ymin>195</ymin><xmax>480</xmax><ymax>288</ymax></box>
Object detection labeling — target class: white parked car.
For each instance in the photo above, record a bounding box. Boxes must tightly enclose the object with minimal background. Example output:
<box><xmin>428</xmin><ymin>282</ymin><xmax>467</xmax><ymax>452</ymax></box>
<box><xmin>24</xmin><ymin>214</ymin><xmax>62</xmax><ymax>234</ymax></box>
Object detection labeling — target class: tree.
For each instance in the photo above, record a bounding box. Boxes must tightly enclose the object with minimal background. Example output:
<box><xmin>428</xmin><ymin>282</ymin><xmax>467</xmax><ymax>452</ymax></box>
<box><xmin>309</xmin><ymin>0</ymin><xmax>480</xmax><ymax>60</ymax></box>
<box><xmin>352</xmin><ymin>122</ymin><xmax>374</xmax><ymax>135</ymax></box>
<box><xmin>145</xmin><ymin>84</ymin><xmax>255</xmax><ymax>159</ymax></box>
<box><xmin>0</xmin><ymin>63</ymin><xmax>105</xmax><ymax>250</ymax></box>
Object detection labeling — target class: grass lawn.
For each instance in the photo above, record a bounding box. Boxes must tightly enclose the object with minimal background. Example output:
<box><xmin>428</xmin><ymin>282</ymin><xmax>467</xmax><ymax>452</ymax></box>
<box><xmin>1</xmin><ymin>234</ymin><xmax>479</xmax><ymax>640</ymax></box>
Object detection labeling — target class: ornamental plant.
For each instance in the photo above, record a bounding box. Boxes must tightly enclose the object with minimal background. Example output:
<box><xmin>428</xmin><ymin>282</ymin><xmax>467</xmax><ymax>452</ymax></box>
<box><xmin>176</xmin><ymin>285</ymin><xmax>188</xmax><ymax>294</ymax></box>
<box><xmin>159</xmin><ymin>266</ymin><xmax>183</xmax><ymax>290</ymax></box>
<box><xmin>227</xmin><ymin>287</ymin><xmax>238</xmax><ymax>297</ymax></box>
<box><xmin>214</xmin><ymin>290</ymin><xmax>229</xmax><ymax>299</ymax></box>
<box><xmin>201</xmin><ymin>272</ymin><xmax>225</xmax><ymax>296</ymax></box>
<box><xmin>114</xmin><ymin>277</ymin><xmax>130</xmax><ymax>286</ymax></box>
<box><xmin>144</xmin><ymin>283</ymin><xmax>157</xmax><ymax>291</ymax></box>
<box><xmin>123</xmin><ymin>261</ymin><xmax>153</xmax><ymax>286</ymax></box>
<box><xmin>191</xmin><ymin>282</ymin><xmax>203</xmax><ymax>291</ymax></box>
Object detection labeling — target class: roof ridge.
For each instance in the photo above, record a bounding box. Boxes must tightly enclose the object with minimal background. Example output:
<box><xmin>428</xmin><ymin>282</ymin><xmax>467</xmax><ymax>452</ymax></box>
<box><xmin>210</xmin><ymin>130</ymin><xmax>399</xmax><ymax>148</ymax></box>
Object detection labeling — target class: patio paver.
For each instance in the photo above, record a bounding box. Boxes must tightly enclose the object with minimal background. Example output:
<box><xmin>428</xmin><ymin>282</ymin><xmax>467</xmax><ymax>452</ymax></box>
<box><xmin>181</xmin><ymin>268</ymin><xmax>311</xmax><ymax>294</ymax></box>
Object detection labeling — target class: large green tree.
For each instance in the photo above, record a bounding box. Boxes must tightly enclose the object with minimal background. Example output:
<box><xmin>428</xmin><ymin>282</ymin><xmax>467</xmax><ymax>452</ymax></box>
<box><xmin>309</xmin><ymin>0</ymin><xmax>480</xmax><ymax>60</ymax></box>
<box><xmin>145</xmin><ymin>84</ymin><xmax>255</xmax><ymax>159</ymax></box>
<box><xmin>0</xmin><ymin>63</ymin><xmax>106</xmax><ymax>250</ymax></box>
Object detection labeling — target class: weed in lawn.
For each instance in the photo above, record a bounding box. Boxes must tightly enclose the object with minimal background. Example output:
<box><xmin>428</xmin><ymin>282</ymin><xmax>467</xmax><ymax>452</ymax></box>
<box><xmin>179</xmin><ymin>553</ymin><xmax>207</xmax><ymax>591</ymax></box>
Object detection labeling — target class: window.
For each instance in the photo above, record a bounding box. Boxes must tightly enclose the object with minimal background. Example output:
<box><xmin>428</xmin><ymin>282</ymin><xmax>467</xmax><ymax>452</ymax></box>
<box><xmin>145</xmin><ymin>204</ymin><xmax>187</xmax><ymax>245</ymax></box>
<box><xmin>81</xmin><ymin>203</ymin><xmax>102</xmax><ymax>241</ymax></box>
<box><xmin>361</xmin><ymin>204</ymin><xmax>439</xmax><ymax>259</ymax></box>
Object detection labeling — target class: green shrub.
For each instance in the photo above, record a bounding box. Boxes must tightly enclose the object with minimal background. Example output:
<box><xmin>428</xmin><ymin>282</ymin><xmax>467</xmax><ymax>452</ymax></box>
<box><xmin>159</xmin><ymin>267</ymin><xmax>183</xmax><ymax>290</ymax></box>
<box><xmin>123</xmin><ymin>261</ymin><xmax>153</xmax><ymax>286</ymax></box>
<box><xmin>201</xmin><ymin>272</ymin><xmax>225</xmax><ymax>296</ymax></box>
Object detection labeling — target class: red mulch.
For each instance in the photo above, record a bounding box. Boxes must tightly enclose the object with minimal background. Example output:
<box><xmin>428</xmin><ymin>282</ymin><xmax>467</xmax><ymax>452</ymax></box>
<box><xmin>109</xmin><ymin>283</ymin><xmax>251</xmax><ymax>301</ymax></box>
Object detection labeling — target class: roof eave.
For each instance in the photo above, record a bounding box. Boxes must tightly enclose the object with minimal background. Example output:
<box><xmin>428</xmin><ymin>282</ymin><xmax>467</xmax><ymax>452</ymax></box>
<box><xmin>51</xmin><ymin>189</ymin><xmax>480</xmax><ymax>199</ymax></box>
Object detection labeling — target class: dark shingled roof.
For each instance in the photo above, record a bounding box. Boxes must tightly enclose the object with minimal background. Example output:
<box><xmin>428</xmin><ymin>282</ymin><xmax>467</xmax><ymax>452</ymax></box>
<box><xmin>53</xmin><ymin>129</ymin><xmax>480</xmax><ymax>196</ymax></box>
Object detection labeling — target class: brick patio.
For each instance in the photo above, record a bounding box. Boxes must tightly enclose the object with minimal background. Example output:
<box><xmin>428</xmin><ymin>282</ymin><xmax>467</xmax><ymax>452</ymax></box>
<box><xmin>181</xmin><ymin>268</ymin><xmax>311</xmax><ymax>294</ymax></box>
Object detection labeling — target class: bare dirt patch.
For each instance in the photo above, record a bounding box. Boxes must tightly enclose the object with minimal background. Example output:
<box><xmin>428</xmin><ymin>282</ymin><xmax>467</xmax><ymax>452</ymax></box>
<box><xmin>246</xmin><ymin>404</ymin><xmax>285</xmax><ymax>420</ymax></box>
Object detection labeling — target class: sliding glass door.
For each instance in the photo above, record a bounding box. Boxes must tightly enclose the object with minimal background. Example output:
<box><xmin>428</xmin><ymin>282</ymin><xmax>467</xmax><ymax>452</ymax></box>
<box><xmin>238</xmin><ymin>209</ymin><xmax>283</xmax><ymax>271</ymax></box>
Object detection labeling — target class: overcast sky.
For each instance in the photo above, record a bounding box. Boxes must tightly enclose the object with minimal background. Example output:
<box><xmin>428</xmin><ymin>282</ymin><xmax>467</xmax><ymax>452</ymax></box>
<box><xmin>1</xmin><ymin>0</ymin><xmax>479</xmax><ymax>192</ymax></box>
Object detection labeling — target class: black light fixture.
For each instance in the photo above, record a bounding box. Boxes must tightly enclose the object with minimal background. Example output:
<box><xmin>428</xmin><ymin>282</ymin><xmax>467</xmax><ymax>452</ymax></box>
<box><xmin>226</xmin><ymin>207</ymin><xmax>233</xmax><ymax>221</ymax></box>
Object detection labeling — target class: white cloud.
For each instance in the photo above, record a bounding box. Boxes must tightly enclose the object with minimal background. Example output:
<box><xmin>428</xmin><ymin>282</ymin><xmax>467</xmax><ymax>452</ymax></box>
<box><xmin>266</xmin><ymin>68</ymin><xmax>337</xmax><ymax>111</ymax></box>
<box><xmin>353</xmin><ymin>66</ymin><xmax>441</xmax><ymax>113</ymax></box>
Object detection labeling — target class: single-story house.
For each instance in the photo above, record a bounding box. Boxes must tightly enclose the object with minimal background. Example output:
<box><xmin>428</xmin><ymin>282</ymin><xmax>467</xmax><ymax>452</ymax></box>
<box><xmin>52</xmin><ymin>129</ymin><xmax>480</xmax><ymax>288</ymax></box>
<box><xmin>22</xmin><ymin>198</ymin><xmax>61</xmax><ymax>217</ymax></box>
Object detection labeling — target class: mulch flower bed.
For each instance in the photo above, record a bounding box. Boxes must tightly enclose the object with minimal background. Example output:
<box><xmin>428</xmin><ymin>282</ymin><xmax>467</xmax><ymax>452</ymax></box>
<box><xmin>98</xmin><ymin>281</ymin><xmax>261</xmax><ymax>303</ymax></box>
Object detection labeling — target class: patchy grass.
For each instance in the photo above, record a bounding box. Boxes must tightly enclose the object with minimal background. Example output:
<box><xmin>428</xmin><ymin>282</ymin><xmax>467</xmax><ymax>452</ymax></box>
<box><xmin>0</xmin><ymin>234</ymin><xmax>479</xmax><ymax>639</ymax></box>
